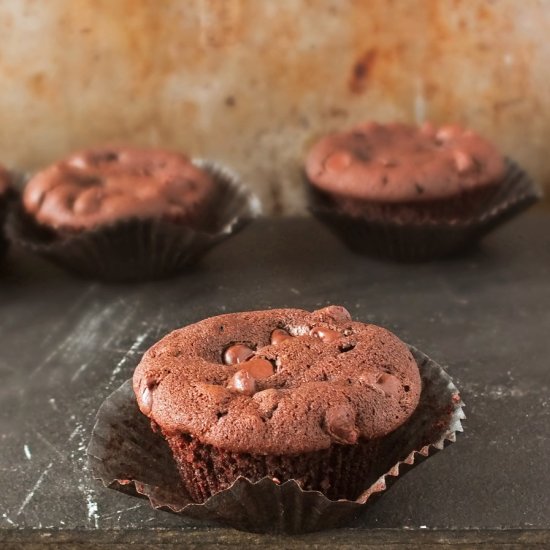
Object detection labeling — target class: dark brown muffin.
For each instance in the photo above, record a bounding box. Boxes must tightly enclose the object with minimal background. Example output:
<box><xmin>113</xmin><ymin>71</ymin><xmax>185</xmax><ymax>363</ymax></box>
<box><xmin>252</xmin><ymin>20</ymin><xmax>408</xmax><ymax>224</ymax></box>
<box><xmin>306</xmin><ymin>121</ymin><xmax>506</xmax><ymax>223</ymax></box>
<box><xmin>22</xmin><ymin>146</ymin><xmax>217</xmax><ymax>233</ymax></box>
<box><xmin>133</xmin><ymin>306</ymin><xmax>421</xmax><ymax>502</ymax></box>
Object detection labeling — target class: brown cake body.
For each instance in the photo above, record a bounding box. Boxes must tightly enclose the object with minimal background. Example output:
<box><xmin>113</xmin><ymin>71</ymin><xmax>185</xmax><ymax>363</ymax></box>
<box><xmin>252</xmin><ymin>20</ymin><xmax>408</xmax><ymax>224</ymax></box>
<box><xmin>22</xmin><ymin>147</ymin><xmax>216</xmax><ymax>232</ymax></box>
<box><xmin>133</xmin><ymin>306</ymin><xmax>421</xmax><ymax>501</ymax></box>
<box><xmin>306</xmin><ymin>122</ymin><xmax>506</xmax><ymax>221</ymax></box>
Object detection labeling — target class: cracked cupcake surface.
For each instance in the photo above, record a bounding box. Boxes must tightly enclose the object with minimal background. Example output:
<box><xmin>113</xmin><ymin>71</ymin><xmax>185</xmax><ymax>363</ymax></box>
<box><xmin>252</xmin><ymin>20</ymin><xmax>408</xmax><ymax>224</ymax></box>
<box><xmin>22</xmin><ymin>146</ymin><xmax>216</xmax><ymax>232</ymax></box>
<box><xmin>306</xmin><ymin>121</ymin><xmax>505</xmax><ymax>204</ymax></box>
<box><xmin>133</xmin><ymin>306</ymin><xmax>421</xmax><ymax>456</ymax></box>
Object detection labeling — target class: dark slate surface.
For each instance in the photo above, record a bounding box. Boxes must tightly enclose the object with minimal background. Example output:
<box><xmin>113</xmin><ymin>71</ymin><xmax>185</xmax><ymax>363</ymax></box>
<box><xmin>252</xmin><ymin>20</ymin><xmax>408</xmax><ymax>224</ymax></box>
<box><xmin>1</xmin><ymin>214</ymin><xmax>549</xmax><ymax>547</ymax></box>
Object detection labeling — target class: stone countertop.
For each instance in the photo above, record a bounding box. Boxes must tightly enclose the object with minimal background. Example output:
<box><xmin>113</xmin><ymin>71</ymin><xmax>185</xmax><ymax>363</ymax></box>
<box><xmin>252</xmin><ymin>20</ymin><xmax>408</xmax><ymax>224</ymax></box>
<box><xmin>1</xmin><ymin>215</ymin><xmax>549</xmax><ymax>548</ymax></box>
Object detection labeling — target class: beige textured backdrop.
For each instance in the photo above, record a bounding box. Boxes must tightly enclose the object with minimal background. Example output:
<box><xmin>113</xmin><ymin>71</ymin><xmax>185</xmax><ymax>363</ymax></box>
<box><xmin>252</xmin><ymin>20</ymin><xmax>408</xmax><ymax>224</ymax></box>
<box><xmin>0</xmin><ymin>0</ymin><xmax>548</xmax><ymax>213</ymax></box>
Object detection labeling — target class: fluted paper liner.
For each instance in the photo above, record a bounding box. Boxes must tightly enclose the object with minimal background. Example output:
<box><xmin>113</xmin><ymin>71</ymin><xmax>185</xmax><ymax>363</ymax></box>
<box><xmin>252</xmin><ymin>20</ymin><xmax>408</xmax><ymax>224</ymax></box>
<box><xmin>308</xmin><ymin>158</ymin><xmax>542</xmax><ymax>261</ymax></box>
<box><xmin>87</xmin><ymin>347</ymin><xmax>465</xmax><ymax>534</ymax></box>
<box><xmin>0</xmin><ymin>172</ymin><xmax>22</xmax><ymax>260</ymax></box>
<box><xmin>8</xmin><ymin>160</ymin><xmax>261</xmax><ymax>281</ymax></box>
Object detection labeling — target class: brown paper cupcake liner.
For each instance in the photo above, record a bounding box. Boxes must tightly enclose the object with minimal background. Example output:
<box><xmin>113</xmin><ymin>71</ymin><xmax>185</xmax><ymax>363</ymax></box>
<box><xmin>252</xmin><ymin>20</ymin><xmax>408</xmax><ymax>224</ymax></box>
<box><xmin>0</xmin><ymin>173</ymin><xmax>22</xmax><ymax>260</ymax></box>
<box><xmin>308</xmin><ymin>158</ymin><xmax>542</xmax><ymax>261</ymax></box>
<box><xmin>87</xmin><ymin>346</ymin><xmax>465</xmax><ymax>534</ymax></box>
<box><xmin>8</xmin><ymin>160</ymin><xmax>261</xmax><ymax>281</ymax></box>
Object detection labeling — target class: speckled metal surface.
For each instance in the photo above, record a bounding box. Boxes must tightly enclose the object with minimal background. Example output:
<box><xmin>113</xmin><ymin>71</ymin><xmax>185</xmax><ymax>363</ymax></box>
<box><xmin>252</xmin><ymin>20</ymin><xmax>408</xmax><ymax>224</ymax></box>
<box><xmin>0</xmin><ymin>214</ymin><xmax>549</xmax><ymax>546</ymax></box>
<box><xmin>0</xmin><ymin>0</ymin><xmax>548</xmax><ymax>214</ymax></box>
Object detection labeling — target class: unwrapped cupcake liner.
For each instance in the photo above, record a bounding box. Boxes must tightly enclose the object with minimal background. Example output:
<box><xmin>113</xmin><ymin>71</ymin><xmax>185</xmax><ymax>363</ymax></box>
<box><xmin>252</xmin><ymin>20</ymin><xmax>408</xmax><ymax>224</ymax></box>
<box><xmin>87</xmin><ymin>346</ymin><xmax>465</xmax><ymax>534</ymax></box>
<box><xmin>308</xmin><ymin>158</ymin><xmax>542</xmax><ymax>261</ymax></box>
<box><xmin>8</xmin><ymin>160</ymin><xmax>261</xmax><ymax>281</ymax></box>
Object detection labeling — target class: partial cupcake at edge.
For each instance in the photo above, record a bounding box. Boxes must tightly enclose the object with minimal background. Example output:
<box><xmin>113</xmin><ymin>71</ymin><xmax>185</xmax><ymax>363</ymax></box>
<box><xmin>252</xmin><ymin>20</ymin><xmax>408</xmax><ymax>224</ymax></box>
<box><xmin>305</xmin><ymin>121</ymin><xmax>540</xmax><ymax>260</ymax></box>
<box><xmin>11</xmin><ymin>146</ymin><xmax>258</xmax><ymax>280</ymax></box>
<box><xmin>0</xmin><ymin>164</ymin><xmax>14</xmax><ymax>259</ymax></box>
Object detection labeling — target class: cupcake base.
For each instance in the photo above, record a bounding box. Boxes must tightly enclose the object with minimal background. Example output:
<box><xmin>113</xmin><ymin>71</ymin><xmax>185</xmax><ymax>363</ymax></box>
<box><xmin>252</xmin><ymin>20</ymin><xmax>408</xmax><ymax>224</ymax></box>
<box><xmin>165</xmin><ymin>431</ymin><xmax>382</xmax><ymax>503</ymax></box>
<box><xmin>308</xmin><ymin>159</ymin><xmax>541</xmax><ymax>261</ymax></box>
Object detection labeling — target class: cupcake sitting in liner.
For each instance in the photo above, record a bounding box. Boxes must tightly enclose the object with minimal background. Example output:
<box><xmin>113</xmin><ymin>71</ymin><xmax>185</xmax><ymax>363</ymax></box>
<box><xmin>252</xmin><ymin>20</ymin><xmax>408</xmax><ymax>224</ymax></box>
<box><xmin>88</xmin><ymin>306</ymin><xmax>465</xmax><ymax>533</ymax></box>
<box><xmin>9</xmin><ymin>146</ymin><xmax>260</xmax><ymax>281</ymax></box>
<box><xmin>0</xmin><ymin>164</ymin><xmax>14</xmax><ymax>258</ymax></box>
<box><xmin>305</xmin><ymin>122</ymin><xmax>541</xmax><ymax>261</ymax></box>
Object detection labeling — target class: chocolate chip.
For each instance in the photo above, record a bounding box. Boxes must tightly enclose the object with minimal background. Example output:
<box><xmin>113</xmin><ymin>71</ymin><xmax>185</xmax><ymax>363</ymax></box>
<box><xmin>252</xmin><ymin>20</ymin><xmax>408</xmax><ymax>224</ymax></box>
<box><xmin>324</xmin><ymin>405</ymin><xmax>359</xmax><ymax>444</ymax></box>
<box><xmin>141</xmin><ymin>387</ymin><xmax>152</xmax><ymax>414</ymax></box>
<box><xmin>241</xmin><ymin>358</ymin><xmax>274</xmax><ymax>379</ymax></box>
<box><xmin>271</xmin><ymin>328</ymin><xmax>292</xmax><ymax>345</ymax></box>
<box><xmin>140</xmin><ymin>378</ymin><xmax>158</xmax><ymax>415</ymax></box>
<box><xmin>310</xmin><ymin>327</ymin><xmax>341</xmax><ymax>343</ymax></box>
<box><xmin>453</xmin><ymin>150</ymin><xmax>476</xmax><ymax>174</ymax></box>
<box><xmin>324</xmin><ymin>151</ymin><xmax>352</xmax><ymax>172</ymax></box>
<box><xmin>227</xmin><ymin>369</ymin><xmax>256</xmax><ymax>395</ymax></box>
<box><xmin>315</xmin><ymin>305</ymin><xmax>352</xmax><ymax>323</ymax></box>
<box><xmin>223</xmin><ymin>344</ymin><xmax>254</xmax><ymax>365</ymax></box>
<box><xmin>375</xmin><ymin>372</ymin><xmax>401</xmax><ymax>397</ymax></box>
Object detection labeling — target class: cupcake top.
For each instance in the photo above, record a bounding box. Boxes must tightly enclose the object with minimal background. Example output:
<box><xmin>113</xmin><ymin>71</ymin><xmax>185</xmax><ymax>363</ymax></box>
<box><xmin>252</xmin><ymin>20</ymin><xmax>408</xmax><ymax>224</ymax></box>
<box><xmin>133</xmin><ymin>306</ymin><xmax>421</xmax><ymax>455</ymax></box>
<box><xmin>306</xmin><ymin>122</ymin><xmax>506</xmax><ymax>203</ymax></box>
<box><xmin>22</xmin><ymin>147</ymin><xmax>216</xmax><ymax>232</ymax></box>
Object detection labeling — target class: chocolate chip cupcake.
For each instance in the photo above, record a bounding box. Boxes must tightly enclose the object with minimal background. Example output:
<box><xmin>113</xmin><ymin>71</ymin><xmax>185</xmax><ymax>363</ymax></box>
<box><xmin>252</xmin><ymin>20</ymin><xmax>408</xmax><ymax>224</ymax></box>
<box><xmin>22</xmin><ymin>147</ymin><xmax>218</xmax><ymax>233</ymax></box>
<box><xmin>133</xmin><ymin>306</ymin><xmax>421</xmax><ymax>502</ymax></box>
<box><xmin>306</xmin><ymin>122</ymin><xmax>539</xmax><ymax>260</ymax></box>
<box><xmin>12</xmin><ymin>146</ymin><xmax>258</xmax><ymax>280</ymax></box>
<box><xmin>0</xmin><ymin>165</ymin><xmax>13</xmax><ymax>258</ymax></box>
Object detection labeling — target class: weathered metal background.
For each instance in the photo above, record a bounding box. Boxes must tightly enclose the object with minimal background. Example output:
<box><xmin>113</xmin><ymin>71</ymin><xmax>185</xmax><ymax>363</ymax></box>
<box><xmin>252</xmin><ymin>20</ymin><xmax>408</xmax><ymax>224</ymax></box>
<box><xmin>0</xmin><ymin>0</ymin><xmax>548</xmax><ymax>213</ymax></box>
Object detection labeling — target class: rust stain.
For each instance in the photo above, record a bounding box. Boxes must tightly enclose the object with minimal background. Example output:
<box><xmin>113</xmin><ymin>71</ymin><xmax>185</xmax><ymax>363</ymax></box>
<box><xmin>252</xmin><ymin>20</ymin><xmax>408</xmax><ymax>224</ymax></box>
<box><xmin>349</xmin><ymin>48</ymin><xmax>377</xmax><ymax>94</ymax></box>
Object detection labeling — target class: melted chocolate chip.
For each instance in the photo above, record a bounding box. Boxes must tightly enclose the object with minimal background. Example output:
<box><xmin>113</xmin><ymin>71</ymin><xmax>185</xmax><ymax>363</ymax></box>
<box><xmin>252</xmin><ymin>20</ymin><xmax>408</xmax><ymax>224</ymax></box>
<box><xmin>141</xmin><ymin>387</ymin><xmax>152</xmax><ymax>414</ymax></box>
<box><xmin>375</xmin><ymin>372</ymin><xmax>401</xmax><ymax>397</ymax></box>
<box><xmin>271</xmin><ymin>328</ymin><xmax>292</xmax><ymax>345</ymax></box>
<box><xmin>241</xmin><ymin>358</ymin><xmax>274</xmax><ymax>379</ymax></box>
<box><xmin>223</xmin><ymin>344</ymin><xmax>254</xmax><ymax>365</ymax></box>
<box><xmin>316</xmin><ymin>305</ymin><xmax>352</xmax><ymax>323</ymax></box>
<box><xmin>324</xmin><ymin>405</ymin><xmax>359</xmax><ymax>444</ymax></box>
<box><xmin>227</xmin><ymin>369</ymin><xmax>256</xmax><ymax>395</ymax></box>
<box><xmin>324</xmin><ymin>151</ymin><xmax>352</xmax><ymax>172</ymax></box>
<box><xmin>310</xmin><ymin>327</ymin><xmax>341</xmax><ymax>343</ymax></box>
<box><xmin>453</xmin><ymin>149</ymin><xmax>476</xmax><ymax>174</ymax></box>
<box><xmin>140</xmin><ymin>378</ymin><xmax>158</xmax><ymax>415</ymax></box>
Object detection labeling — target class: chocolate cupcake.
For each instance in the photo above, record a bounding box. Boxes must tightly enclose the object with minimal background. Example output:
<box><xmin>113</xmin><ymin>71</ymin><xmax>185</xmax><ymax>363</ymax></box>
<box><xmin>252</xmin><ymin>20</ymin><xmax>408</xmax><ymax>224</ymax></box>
<box><xmin>11</xmin><ymin>146</ymin><xmax>258</xmax><ymax>280</ymax></box>
<box><xmin>133</xmin><ymin>306</ymin><xmax>421</xmax><ymax>502</ymax></box>
<box><xmin>306</xmin><ymin>122</ymin><xmax>540</xmax><ymax>260</ymax></box>
<box><xmin>0</xmin><ymin>165</ymin><xmax>13</xmax><ymax>258</ymax></box>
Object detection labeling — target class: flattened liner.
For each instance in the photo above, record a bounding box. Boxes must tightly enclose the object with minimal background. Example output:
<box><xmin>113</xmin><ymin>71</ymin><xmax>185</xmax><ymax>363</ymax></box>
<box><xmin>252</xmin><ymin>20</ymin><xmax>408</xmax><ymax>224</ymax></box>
<box><xmin>87</xmin><ymin>347</ymin><xmax>465</xmax><ymax>534</ymax></box>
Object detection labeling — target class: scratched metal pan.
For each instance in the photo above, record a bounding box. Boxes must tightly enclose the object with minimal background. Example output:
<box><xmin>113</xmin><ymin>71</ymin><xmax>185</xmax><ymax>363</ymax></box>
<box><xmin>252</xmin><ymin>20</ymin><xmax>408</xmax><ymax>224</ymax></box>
<box><xmin>8</xmin><ymin>160</ymin><xmax>261</xmax><ymax>282</ymax></box>
<box><xmin>308</xmin><ymin>158</ymin><xmax>542</xmax><ymax>261</ymax></box>
<box><xmin>87</xmin><ymin>346</ymin><xmax>465</xmax><ymax>534</ymax></box>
